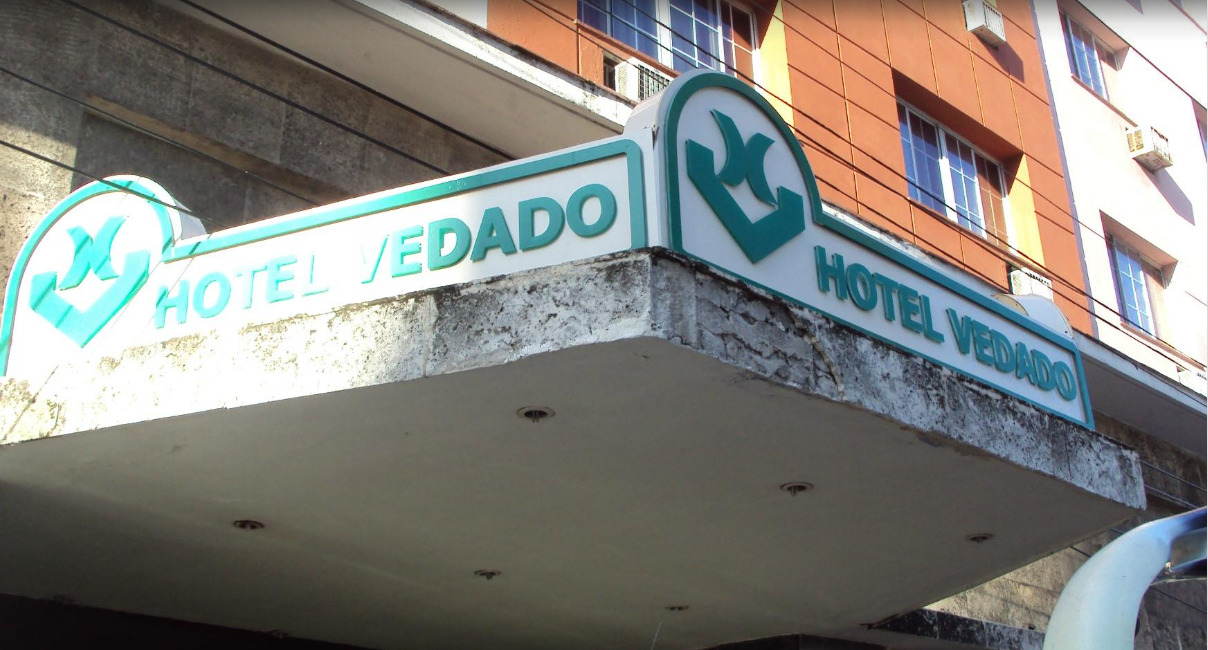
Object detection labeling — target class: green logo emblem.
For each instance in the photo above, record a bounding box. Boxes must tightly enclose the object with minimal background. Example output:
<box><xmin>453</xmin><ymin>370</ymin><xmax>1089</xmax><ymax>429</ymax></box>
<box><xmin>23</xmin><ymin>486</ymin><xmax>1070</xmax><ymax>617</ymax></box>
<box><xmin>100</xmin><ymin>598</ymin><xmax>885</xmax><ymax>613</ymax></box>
<box><xmin>29</xmin><ymin>216</ymin><xmax>150</xmax><ymax>347</ymax></box>
<box><xmin>685</xmin><ymin>110</ymin><xmax>805</xmax><ymax>263</ymax></box>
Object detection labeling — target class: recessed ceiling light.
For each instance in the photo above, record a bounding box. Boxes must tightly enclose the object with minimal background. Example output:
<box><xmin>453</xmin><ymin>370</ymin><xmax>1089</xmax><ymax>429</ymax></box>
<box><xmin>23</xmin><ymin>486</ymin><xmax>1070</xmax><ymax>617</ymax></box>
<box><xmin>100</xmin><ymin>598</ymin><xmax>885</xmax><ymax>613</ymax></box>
<box><xmin>233</xmin><ymin>520</ymin><xmax>265</xmax><ymax>531</ymax></box>
<box><xmin>516</xmin><ymin>406</ymin><xmax>554</xmax><ymax>422</ymax></box>
<box><xmin>779</xmin><ymin>482</ymin><xmax>814</xmax><ymax>496</ymax></box>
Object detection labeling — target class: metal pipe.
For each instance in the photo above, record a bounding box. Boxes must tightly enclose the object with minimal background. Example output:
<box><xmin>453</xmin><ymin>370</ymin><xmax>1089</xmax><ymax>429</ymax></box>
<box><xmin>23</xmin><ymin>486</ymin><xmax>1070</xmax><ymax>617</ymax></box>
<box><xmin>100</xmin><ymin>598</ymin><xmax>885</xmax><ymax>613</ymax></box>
<box><xmin>1043</xmin><ymin>507</ymin><xmax>1205</xmax><ymax>650</ymax></box>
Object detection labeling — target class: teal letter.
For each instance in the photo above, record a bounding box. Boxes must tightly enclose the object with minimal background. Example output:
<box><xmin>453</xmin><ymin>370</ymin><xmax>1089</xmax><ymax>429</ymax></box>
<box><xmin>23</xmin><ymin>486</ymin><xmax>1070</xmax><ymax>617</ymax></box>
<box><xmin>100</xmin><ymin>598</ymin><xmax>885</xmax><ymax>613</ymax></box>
<box><xmin>155</xmin><ymin>280</ymin><xmax>189</xmax><ymax>328</ymax></box>
<box><xmin>990</xmin><ymin>329</ymin><xmax>1015</xmax><ymax>373</ymax></box>
<box><xmin>1054</xmin><ymin>362</ymin><xmax>1077</xmax><ymax>401</ymax></box>
<box><xmin>846</xmin><ymin>264</ymin><xmax>878</xmax><ymax>312</ymax></box>
<box><xmin>1015</xmin><ymin>342</ymin><xmax>1036</xmax><ymax>383</ymax></box>
<box><xmin>1031</xmin><ymin>350</ymin><xmax>1056</xmax><ymax>390</ymax></box>
<box><xmin>814</xmin><ymin>246</ymin><xmax>848</xmax><ymax>300</ymax></box>
<box><xmin>566</xmin><ymin>184</ymin><xmax>616</xmax><ymax>237</ymax></box>
<box><xmin>361</xmin><ymin>237</ymin><xmax>388</xmax><ymax>284</ymax></box>
<box><xmin>899</xmin><ymin>285</ymin><xmax>924</xmax><ymax>334</ymax></box>
<box><xmin>236</xmin><ymin>265</ymin><xmax>266</xmax><ymax>309</ymax></box>
<box><xmin>471</xmin><ymin>207</ymin><xmax>517</xmax><ymax>261</ymax></box>
<box><xmin>301</xmin><ymin>255</ymin><xmax>329</xmax><ymax>297</ymax></box>
<box><xmin>266</xmin><ymin>255</ymin><xmax>297</xmax><ymax>303</ymax></box>
<box><xmin>390</xmin><ymin>226</ymin><xmax>424</xmax><ymax>277</ymax></box>
<box><xmin>428</xmin><ymin>218</ymin><xmax>471</xmax><ymax>270</ymax></box>
<box><xmin>920</xmin><ymin>296</ymin><xmax>945</xmax><ymax>343</ymax></box>
<box><xmin>519</xmin><ymin>197</ymin><xmax>565</xmax><ymax>250</ymax></box>
<box><xmin>872</xmin><ymin>274</ymin><xmax>899</xmax><ymax>322</ymax></box>
<box><xmin>971</xmin><ymin>320</ymin><xmax>994</xmax><ymax>366</ymax></box>
<box><xmin>193</xmin><ymin>272</ymin><xmax>231</xmax><ymax>319</ymax></box>
<box><xmin>948</xmin><ymin>309</ymin><xmax>973</xmax><ymax>355</ymax></box>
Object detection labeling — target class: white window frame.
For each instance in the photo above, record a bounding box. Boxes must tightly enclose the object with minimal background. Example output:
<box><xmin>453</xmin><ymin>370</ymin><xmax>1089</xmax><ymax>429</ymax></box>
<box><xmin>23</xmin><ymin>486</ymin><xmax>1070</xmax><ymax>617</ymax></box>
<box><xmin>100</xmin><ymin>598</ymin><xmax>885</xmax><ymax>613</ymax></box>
<box><xmin>1061</xmin><ymin>11</ymin><xmax>1117</xmax><ymax>101</ymax></box>
<box><xmin>1108</xmin><ymin>236</ymin><xmax>1163</xmax><ymax>337</ymax></box>
<box><xmin>579</xmin><ymin>0</ymin><xmax>761</xmax><ymax>83</ymax></box>
<box><xmin>897</xmin><ymin>101</ymin><xmax>1013</xmax><ymax>245</ymax></box>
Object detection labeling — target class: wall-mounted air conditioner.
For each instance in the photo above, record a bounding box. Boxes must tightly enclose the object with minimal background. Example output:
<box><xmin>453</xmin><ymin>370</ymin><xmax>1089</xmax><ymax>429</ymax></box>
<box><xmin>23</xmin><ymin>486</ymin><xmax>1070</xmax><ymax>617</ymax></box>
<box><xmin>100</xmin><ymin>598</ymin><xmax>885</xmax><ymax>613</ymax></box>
<box><xmin>614</xmin><ymin>57</ymin><xmax>672</xmax><ymax>103</ymax></box>
<box><xmin>1009</xmin><ymin>267</ymin><xmax>1054</xmax><ymax>300</ymax></box>
<box><xmin>1125</xmin><ymin>125</ymin><xmax>1173</xmax><ymax>172</ymax></box>
<box><xmin>963</xmin><ymin>0</ymin><xmax>1006</xmax><ymax>47</ymax></box>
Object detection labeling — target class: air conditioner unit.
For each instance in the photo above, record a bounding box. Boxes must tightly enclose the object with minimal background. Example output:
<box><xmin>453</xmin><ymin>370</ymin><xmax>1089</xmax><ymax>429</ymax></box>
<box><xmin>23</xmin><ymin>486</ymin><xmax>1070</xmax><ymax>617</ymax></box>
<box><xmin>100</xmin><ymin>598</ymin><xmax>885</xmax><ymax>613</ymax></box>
<box><xmin>614</xmin><ymin>57</ymin><xmax>672</xmax><ymax>102</ymax></box>
<box><xmin>1009</xmin><ymin>267</ymin><xmax>1054</xmax><ymax>300</ymax></box>
<box><xmin>963</xmin><ymin>0</ymin><xmax>1006</xmax><ymax>47</ymax></box>
<box><xmin>1125</xmin><ymin>125</ymin><xmax>1173</xmax><ymax>171</ymax></box>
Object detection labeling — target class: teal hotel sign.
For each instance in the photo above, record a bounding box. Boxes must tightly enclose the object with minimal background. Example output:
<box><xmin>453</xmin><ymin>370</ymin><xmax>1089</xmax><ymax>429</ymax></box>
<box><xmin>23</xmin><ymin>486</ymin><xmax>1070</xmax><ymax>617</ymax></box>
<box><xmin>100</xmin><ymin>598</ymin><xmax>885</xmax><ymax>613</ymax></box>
<box><xmin>0</xmin><ymin>72</ymin><xmax>1092</xmax><ymax>428</ymax></box>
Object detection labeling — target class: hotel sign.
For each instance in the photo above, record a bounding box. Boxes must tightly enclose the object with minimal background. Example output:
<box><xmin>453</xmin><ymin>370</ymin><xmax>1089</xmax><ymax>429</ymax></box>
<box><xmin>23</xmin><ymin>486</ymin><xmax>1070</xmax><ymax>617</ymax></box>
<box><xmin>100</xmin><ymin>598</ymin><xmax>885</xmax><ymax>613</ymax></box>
<box><xmin>0</xmin><ymin>72</ymin><xmax>1092</xmax><ymax>427</ymax></box>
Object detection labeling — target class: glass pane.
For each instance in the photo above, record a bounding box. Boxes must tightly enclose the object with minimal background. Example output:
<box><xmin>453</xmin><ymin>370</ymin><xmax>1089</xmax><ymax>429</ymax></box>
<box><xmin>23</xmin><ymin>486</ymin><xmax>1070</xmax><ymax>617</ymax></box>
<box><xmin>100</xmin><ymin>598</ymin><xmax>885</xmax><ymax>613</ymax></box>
<box><xmin>697</xmin><ymin>20</ymin><xmax>718</xmax><ymax>69</ymax></box>
<box><xmin>901</xmin><ymin>109</ymin><xmax>946</xmax><ymax>213</ymax></box>
<box><xmin>613</xmin><ymin>10</ymin><xmax>637</xmax><ymax>50</ymax></box>
<box><xmin>1112</xmin><ymin>241</ymin><xmax>1155</xmax><ymax>334</ymax></box>
<box><xmin>946</xmin><ymin>138</ymin><xmax>984</xmax><ymax>233</ymax></box>
<box><xmin>899</xmin><ymin>105</ymin><xmax>919</xmax><ymax>192</ymax></box>
<box><xmin>670</xmin><ymin>7</ymin><xmax>695</xmax><ymax>71</ymax></box>
<box><xmin>917</xmin><ymin>120</ymin><xmax>943</xmax><ymax>210</ymax></box>
<box><xmin>1066</xmin><ymin>19</ymin><xmax>1107</xmax><ymax>97</ymax></box>
<box><xmin>1095</xmin><ymin>39</ymin><xmax>1115</xmax><ymax>99</ymax></box>
<box><xmin>729</xmin><ymin>5</ymin><xmax>753</xmax><ymax>52</ymax></box>
<box><xmin>731</xmin><ymin>42</ymin><xmax>753</xmax><ymax>78</ymax></box>
<box><xmin>581</xmin><ymin>0</ymin><xmax>661</xmax><ymax>60</ymax></box>
<box><xmin>720</xmin><ymin>2</ymin><xmax>754</xmax><ymax>78</ymax></box>
<box><xmin>1073</xmin><ymin>26</ymin><xmax>1095</xmax><ymax>84</ymax></box>
<box><xmin>579</xmin><ymin>0</ymin><xmax>609</xmax><ymax>32</ymax></box>
<box><xmin>976</xmin><ymin>156</ymin><xmax>1006</xmax><ymax>244</ymax></box>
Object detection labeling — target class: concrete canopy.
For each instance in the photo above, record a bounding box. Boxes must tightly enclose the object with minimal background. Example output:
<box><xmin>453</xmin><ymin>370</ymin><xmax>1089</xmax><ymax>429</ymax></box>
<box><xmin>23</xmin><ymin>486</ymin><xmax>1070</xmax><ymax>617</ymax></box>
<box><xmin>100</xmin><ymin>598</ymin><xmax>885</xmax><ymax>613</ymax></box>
<box><xmin>172</xmin><ymin>0</ymin><xmax>633</xmax><ymax>160</ymax></box>
<box><xmin>0</xmin><ymin>250</ymin><xmax>1142</xmax><ymax>650</ymax></box>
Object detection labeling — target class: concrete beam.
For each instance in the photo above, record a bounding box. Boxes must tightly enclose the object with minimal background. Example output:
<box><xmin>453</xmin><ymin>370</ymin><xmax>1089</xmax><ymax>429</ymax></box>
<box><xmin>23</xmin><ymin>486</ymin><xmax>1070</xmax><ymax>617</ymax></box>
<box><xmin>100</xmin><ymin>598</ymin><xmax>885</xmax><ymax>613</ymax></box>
<box><xmin>1</xmin><ymin>249</ymin><xmax>1144</xmax><ymax>508</ymax></box>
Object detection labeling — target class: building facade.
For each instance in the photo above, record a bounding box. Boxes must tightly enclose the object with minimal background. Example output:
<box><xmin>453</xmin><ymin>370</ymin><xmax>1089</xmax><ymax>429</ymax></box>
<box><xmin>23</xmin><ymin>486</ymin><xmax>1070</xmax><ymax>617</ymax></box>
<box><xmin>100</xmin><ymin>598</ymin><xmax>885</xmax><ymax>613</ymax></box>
<box><xmin>0</xmin><ymin>0</ymin><xmax>1202</xmax><ymax>648</ymax></box>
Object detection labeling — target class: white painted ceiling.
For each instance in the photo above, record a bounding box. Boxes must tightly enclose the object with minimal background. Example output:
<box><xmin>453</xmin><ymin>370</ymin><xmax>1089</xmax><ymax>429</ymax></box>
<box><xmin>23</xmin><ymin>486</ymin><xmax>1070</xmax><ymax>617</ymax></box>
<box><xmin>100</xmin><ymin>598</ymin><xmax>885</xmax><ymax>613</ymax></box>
<box><xmin>0</xmin><ymin>339</ymin><xmax>1132</xmax><ymax>649</ymax></box>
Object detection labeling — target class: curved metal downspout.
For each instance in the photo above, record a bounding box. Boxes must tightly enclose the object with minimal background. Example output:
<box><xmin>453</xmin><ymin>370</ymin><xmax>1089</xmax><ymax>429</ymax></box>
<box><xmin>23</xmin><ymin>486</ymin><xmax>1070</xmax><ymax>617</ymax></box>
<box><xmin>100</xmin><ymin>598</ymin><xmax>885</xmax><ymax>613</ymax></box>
<box><xmin>1043</xmin><ymin>507</ymin><xmax>1206</xmax><ymax>650</ymax></box>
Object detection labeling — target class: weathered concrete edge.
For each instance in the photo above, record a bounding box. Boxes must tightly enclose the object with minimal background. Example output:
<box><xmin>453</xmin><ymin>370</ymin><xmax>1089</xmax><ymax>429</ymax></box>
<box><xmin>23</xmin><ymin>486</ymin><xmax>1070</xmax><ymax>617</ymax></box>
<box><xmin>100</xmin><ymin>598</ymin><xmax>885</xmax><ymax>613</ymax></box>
<box><xmin>0</xmin><ymin>250</ymin><xmax>1144</xmax><ymax>510</ymax></box>
<box><xmin>645</xmin><ymin>250</ymin><xmax>1143</xmax><ymax>510</ymax></box>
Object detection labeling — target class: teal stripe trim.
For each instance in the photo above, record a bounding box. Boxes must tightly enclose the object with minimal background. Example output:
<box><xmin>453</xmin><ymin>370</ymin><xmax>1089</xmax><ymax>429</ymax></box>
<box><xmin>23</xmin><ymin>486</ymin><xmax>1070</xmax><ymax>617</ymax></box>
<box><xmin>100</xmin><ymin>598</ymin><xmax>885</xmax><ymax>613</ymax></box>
<box><xmin>1</xmin><ymin>140</ymin><xmax>646</xmax><ymax>377</ymax></box>
<box><xmin>164</xmin><ymin>139</ymin><xmax>646</xmax><ymax>260</ymax></box>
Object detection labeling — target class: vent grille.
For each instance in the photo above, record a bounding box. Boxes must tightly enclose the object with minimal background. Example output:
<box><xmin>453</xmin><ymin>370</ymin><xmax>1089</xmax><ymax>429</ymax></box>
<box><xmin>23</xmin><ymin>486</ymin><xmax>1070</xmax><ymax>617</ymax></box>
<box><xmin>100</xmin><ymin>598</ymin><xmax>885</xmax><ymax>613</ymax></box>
<box><xmin>1009</xmin><ymin>267</ymin><xmax>1054</xmax><ymax>300</ymax></box>
<box><xmin>1125</xmin><ymin>126</ymin><xmax>1173</xmax><ymax>171</ymax></box>
<box><xmin>963</xmin><ymin>0</ymin><xmax>1006</xmax><ymax>47</ymax></box>
<box><xmin>612</xmin><ymin>57</ymin><xmax>672</xmax><ymax>102</ymax></box>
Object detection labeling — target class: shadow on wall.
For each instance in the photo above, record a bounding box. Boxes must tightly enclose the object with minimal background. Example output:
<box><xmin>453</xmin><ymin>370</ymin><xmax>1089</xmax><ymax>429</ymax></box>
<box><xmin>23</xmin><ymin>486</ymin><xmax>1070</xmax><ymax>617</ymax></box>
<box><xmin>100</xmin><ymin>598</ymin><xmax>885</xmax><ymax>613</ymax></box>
<box><xmin>1153</xmin><ymin>168</ymin><xmax>1195</xmax><ymax>225</ymax></box>
<box><xmin>986</xmin><ymin>42</ymin><xmax>1023</xmax><ymax>85</ymax></box>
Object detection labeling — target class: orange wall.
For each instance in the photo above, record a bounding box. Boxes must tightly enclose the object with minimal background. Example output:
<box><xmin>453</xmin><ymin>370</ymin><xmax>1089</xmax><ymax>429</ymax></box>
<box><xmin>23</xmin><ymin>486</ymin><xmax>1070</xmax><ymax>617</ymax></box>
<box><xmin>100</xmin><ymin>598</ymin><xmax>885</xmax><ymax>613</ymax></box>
<box><xmin>485</xmin><ymin>0</ymin><xmax>1091</xmax><ymax>334</ymax></box>
<box><xmin>487</xmin><ymin>0</ymin><xmax>580</xmax><ymax>74</ymax></box>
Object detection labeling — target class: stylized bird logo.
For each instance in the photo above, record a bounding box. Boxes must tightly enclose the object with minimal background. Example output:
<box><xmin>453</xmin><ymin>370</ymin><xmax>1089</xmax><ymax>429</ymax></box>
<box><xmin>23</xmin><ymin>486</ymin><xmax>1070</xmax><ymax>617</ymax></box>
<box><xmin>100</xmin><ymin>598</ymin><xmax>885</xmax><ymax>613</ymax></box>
<box><xmin>685</xmin><ymin>110</ymin><xmax>806</xmax><ymax>263</ymax></box>
<box><xmin>29</xmin><ymin>216</ymin><xmax>150</xmax><ymax>347</ymax></box>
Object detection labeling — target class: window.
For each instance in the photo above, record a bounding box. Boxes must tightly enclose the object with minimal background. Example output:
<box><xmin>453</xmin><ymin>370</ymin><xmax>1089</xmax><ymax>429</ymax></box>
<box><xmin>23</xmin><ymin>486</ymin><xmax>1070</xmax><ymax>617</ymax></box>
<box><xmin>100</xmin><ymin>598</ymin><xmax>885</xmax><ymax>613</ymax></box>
<box><xmin>579</xmin><ymin>0</ymin><xmax>757</xmax><ymax>78</ymax></box>
<box><xmin>897</xmin><ymin>103</ymin><xmax>1009</xmax><ymax>242</ymax></box>
<box><xmin>1108</xmin><ymin>237</ymin><xmax>1165</xmax><ymax>336</ymax></box>
<box><xmin>580</xmin><ymin>0</ymin><xmax>660</xmax><ymax>60</ymax></box>
<box><xmin>1062</xmin><ymin>12</ymin><xmax>1117</xmax><ymax>100</ymax></box>
<box><xmin>669</xmin><ymin>0</ymin><xmax>755</xmax><ymax>77</ymax></box>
